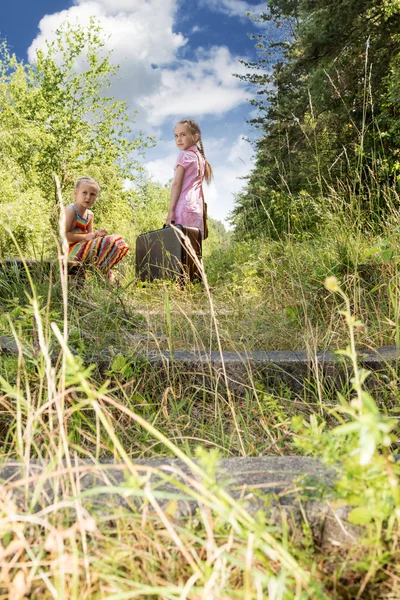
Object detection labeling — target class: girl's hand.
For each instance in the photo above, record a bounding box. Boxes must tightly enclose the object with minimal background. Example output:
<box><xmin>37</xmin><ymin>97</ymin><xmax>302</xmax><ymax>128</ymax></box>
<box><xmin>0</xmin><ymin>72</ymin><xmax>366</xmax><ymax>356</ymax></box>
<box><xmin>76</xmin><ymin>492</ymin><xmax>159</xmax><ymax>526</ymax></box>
<box><xmin>165</xmin><ymin>212</ymin><xmax>174</xmax><ymax>227</ymax></box>
<box><xmin>86</xmin><ymin>232</ymin><xmax>97</xmax><ymax>241</ymax></box>
<box><xmin>95</xmin><ymin>228</ymin><xmax>107</xmax><ymax>237</ymax></box>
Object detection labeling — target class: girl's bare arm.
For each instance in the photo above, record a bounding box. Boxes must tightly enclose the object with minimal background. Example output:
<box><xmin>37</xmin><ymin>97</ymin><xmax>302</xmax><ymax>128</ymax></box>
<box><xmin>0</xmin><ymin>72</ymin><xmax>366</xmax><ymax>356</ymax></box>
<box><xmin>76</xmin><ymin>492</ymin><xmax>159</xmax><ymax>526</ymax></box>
<box><xmin>166</xmin><ymin>165</ymin><xmax>185</xmax><ymax>226</ymax></box>
<box><xmin>88</xmin><ymin>212</ymin><xmax>108</xmax><ymax>237</ymax></box>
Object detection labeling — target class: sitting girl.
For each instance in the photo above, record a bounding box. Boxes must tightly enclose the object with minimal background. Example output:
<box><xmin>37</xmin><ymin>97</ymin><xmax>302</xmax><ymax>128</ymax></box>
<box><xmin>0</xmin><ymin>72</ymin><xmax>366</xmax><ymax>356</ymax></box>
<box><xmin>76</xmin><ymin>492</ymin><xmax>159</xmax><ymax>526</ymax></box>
<box><xmin>65</xmin><ymin>176</ymin><xmax>129</xmax><ymax>278</ymax></box>
<box><xmin>165</xmin><ymin>119</ymin><xmax>213</xmax><ymax>239</ymax></box>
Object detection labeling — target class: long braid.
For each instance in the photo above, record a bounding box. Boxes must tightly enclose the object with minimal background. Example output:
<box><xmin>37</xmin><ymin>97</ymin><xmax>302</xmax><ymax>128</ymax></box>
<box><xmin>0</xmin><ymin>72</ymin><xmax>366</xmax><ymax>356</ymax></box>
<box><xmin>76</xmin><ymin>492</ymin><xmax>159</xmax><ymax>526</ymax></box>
<box><xmin>197</xmin><ymin>138</ymin><xmax>213</xmax><ymax>184</ymax></box>
<box><xmin>176</xmin><ymin>119</ymin><xmax>213</xmax><ymax>184</ymax></box>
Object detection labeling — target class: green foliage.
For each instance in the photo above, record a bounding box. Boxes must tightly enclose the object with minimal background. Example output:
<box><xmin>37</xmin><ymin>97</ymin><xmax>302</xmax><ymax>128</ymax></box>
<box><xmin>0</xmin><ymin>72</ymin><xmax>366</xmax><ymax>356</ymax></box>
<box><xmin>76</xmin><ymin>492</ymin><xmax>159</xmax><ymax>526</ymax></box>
<box><xmin>106</xmin><ymin>353</ymin><xmax>135</xmax><ymax>380</ymax></box>
<box><xmin>379</xmin><ymin>49</ymin><xmax>400</xmax><ymax>170</ymax></box>
<box><xmin>233</xmin><ymin>0</ymin><xmax>400</xmax><ymax>238</ymax></box>
<box><xmin>294</xmin><ymin>277</ymin><xmax>400</xmax><ymax>551</ymax></box>
<box><xmin>0</xmin><ymin>20</ymin><xmax>150</xmax><ymax>256</ymax></box>
<box><xmin>130</xmin><ymin>179</ymin><xmax>170</xmax><ymax>234</ymax></box>
<box><xmin>24</xmin><ymin>18</ymin><xmax>146</xmax><ymax>190</ymax></box>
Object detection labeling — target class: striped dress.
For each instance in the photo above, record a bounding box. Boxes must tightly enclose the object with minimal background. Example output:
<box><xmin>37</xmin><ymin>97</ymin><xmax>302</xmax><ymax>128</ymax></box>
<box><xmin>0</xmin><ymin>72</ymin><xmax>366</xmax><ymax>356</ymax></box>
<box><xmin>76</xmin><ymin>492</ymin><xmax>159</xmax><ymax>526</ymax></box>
<box><xmin>68</xmin><ymin>205</ymin><xmax>129</xmax><ymax>272</ymax></box>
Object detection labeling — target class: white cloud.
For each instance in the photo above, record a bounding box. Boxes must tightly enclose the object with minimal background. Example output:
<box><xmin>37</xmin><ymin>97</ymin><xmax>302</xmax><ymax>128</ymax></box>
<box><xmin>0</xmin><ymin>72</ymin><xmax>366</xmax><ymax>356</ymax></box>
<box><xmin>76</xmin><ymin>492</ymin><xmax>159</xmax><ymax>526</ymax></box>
<box><xmin>146</xmin><ymin>152</ymin><xmax>177</xmax><ymax>187</ymax></box>
<box><xmin>28</xmin><ymin>0</ymin><xmax>186</xmax><ymax>102</ymax></box>
<box><xmin>141</xmin><ymin>46</ymin><xmax>250</xmax><ymax>126</ymax></box>
<box><xmin>27</xmin><ymin>0</ymin><xmax>250</xmax><ymax>125</ymax></box>
<box><xmin>29</xmin><ymin>1</ymin><xmax>184</xmax><ymax>63</ymax></box>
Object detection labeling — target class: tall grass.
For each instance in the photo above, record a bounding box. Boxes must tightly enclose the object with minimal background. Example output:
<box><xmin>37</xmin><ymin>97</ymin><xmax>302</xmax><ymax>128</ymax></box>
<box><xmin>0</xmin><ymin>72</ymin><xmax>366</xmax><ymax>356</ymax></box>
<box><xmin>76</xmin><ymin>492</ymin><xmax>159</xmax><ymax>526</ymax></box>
<box><xmin>0</xmin><ymin>217</ymin><xmax>314</xmax><ymax>599</ymax></box>
<box><xmin>0</xmin><ymin>177</ymin><xmax>399</xmax><ymax>597</ymax></box>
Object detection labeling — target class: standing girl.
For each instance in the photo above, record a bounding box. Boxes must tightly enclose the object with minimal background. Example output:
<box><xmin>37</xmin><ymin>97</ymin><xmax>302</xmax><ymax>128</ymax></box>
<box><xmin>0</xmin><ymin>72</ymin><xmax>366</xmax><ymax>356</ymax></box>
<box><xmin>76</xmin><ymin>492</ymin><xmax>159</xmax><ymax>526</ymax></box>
<box><xmin>65</xmin><ymin>177</ymin><xmax>130</xmax><ymax>278</ymax></box>
<box><xmin>165</xmin><ymin>119</ymin><xmax>213</xmax><ymax>239</ymax></box>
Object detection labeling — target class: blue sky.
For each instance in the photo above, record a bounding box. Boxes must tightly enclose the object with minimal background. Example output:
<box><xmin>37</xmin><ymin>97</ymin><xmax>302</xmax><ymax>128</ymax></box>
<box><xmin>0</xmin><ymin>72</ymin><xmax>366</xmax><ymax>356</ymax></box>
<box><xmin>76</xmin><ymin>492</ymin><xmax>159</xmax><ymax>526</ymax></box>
<box><xmin>0</xmin><ymin>0</ymin><xmax>278</xmax><ymax>224</ymax></box>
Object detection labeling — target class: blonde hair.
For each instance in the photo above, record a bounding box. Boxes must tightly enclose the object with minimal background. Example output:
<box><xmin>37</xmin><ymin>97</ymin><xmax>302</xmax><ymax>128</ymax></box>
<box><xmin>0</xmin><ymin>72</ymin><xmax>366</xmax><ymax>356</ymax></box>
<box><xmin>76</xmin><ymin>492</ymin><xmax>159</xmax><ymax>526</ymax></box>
<box><xmin>176</xmin><ymin>119</ymin><xmax>213</xmax><ymax>184</ymax></box>
<box><xmin>74</xmin><ymin>176</ymin><xmax>100</xmax><ymax>192</ymax></box>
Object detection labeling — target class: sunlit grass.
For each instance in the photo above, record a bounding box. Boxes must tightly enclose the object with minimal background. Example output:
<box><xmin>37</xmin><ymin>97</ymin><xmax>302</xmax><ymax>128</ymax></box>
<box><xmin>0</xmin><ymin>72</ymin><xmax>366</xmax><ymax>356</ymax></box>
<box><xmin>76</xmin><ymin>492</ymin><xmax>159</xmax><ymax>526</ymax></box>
<box><xmin>1</xmin><ymin>180</ymin><xmax>400</xmax><ymax>597</ymax></box>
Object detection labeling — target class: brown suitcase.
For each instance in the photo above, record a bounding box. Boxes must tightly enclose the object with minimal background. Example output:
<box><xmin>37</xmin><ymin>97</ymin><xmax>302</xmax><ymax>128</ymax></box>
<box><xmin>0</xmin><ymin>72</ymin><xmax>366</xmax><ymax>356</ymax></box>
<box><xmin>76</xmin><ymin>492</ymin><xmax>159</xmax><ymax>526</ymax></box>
<box><xmin>136</xmin><ymin>224</ymin><xmax>202</xmax><ymax>282</ymax></box>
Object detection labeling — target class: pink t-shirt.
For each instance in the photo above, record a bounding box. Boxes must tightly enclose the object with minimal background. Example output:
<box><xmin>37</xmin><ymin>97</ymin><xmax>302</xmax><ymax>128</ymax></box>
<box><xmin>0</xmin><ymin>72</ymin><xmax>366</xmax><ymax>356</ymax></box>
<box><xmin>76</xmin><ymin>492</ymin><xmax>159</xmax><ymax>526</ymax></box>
<box><xmin>173</xmin><ymin>145</ymin><xmax>205</xmax><ymax>237</ymax></box>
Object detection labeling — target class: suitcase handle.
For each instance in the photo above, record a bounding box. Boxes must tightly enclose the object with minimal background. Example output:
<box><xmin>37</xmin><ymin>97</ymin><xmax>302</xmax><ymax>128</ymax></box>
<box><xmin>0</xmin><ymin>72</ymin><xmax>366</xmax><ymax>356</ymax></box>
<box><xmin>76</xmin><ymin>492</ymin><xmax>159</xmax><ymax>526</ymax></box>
<box><xmin>163</xmin><ymin>221</ymin><xmax>175</xmax><ymax>228</ymax></box>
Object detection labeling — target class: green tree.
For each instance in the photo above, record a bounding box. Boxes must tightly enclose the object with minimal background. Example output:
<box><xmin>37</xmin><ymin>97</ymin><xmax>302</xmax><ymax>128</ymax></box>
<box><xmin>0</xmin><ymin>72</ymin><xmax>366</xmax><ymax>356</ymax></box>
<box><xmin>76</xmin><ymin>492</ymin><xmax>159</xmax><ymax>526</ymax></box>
<box><xmin>232</xmin><ymin>0</ymin><xmax>400</xmax><ymax>239</ymax></box>
<box><xmin>30</xmin><ymin>18</ymin><xmax>148</xmax><ymax>191</ymax></box>
<box><xmin>0</xmin><ymin>20</ymin><xmax>149</xmax><ymax>254</ymax></box>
